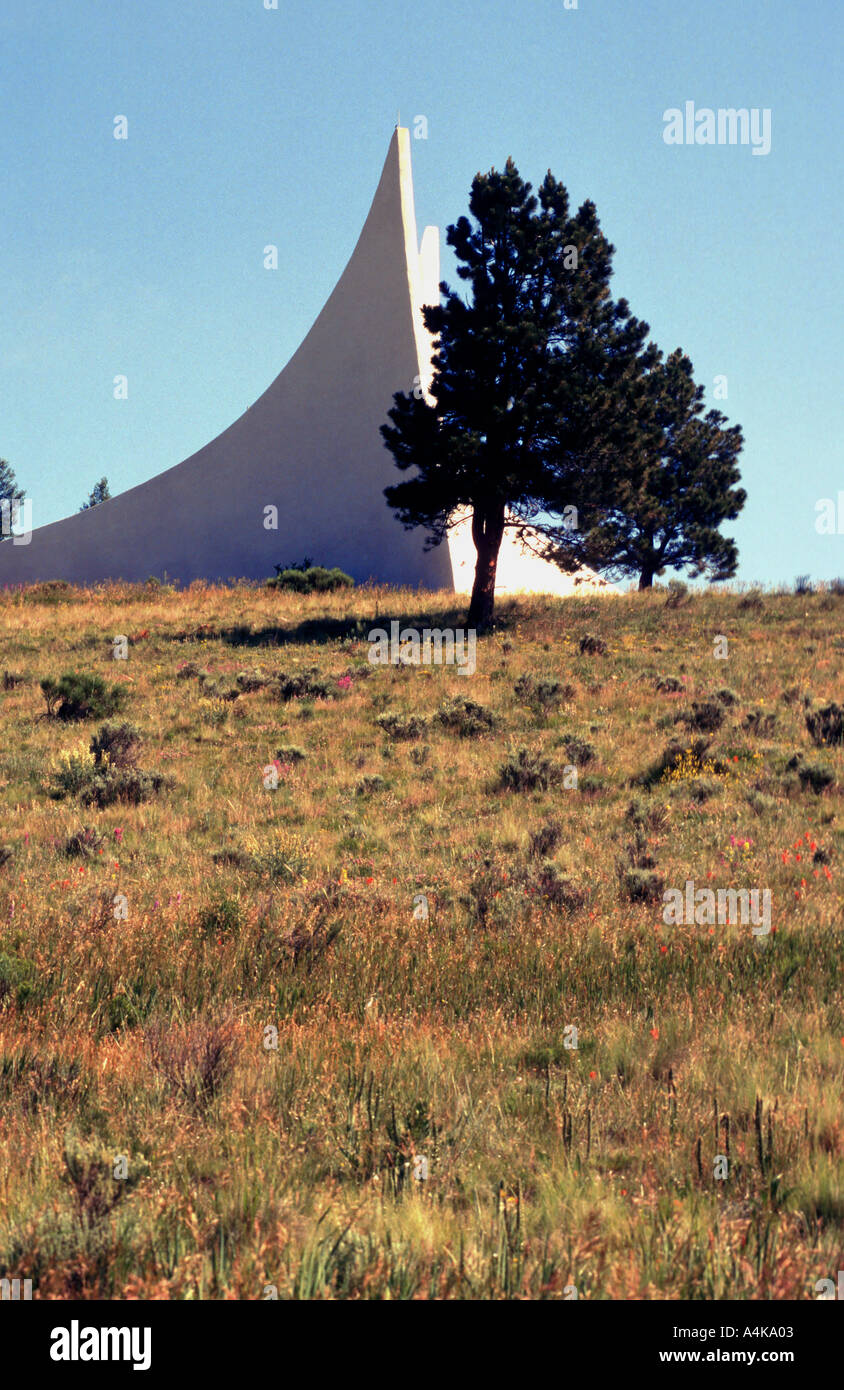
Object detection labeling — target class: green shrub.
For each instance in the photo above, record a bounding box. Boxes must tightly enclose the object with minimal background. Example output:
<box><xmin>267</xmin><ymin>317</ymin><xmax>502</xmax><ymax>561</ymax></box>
<box><xmin>355</xmin><ymin>774</ymin><xmax>387</xmax><ymax>796</ymax></box>
<box><xmin>623</xmin><ymin>868</ymin><xmax>664</xmax><ymax>903</ymax></box>
<box><xmin>626</xmin><ymin>797</ymin><xmax>670</xmax><ymax>834</ymax></box>
<box><xmin>786</xmin><ymin>753</ymin><xmax>834</xmax><ymax>794</ymax></box>
<box><xmin>235</xmin><ymin>669</ymin><xmax>269</xmax><ymax>693</ymax></box>
<box><xmin>436</xmin><ymin>695</ymin><xmax>496</xmax><ymax>737</ymax></box>
<box><xmin>41</xmin><ymin>672</ymin><xmax>126</xmax><ymax>721</ymax></box>
<box><xmin>90</xmin><ymin>721</ymin><xmax>141</xmax><ymax>769</ymax></box>
<box><xmin>377</xmin><ymin>712</ymin><xmax>429</xmax><ymax>741</ymax></box>
<box><xmin>514</xmin><ymin>674</ymin><xmax>573</xmax><ymax>712</ymax></box>
<box><xmin>275</xmin><ymin>668</ymin><xmax>335</xmax><ymax>702</ymax></box>
<box><xmin>82</xmin><ymin>767</ymin><xmax>169</xmax><ymax>808</ymax></box>
<box><xmin>275</xmin><ymin>744</ymin><xmax>308</xmax><ymax>764</ymax></box>
<box><xmin>530</xmin><ymin>861</ymin><xmax>586</xmax><ymax>909</ymax></box>
<box><xmin>743</xmin><ymin>709</ymin><xmax>777</xmax><ymax>737</ymax></box>
<box><xmin>527</xmin><ymin>819</ymin><xmax>563</xmax><ymax>859</ymax></box>
<box><xmin>64</xmin><ymin>826</ymin><xmax>105</xmax><ymax>858</ymax></box>
<box><xmin>738</xmin><ymin>590</ymin><xmax>764</xmax><ymax>611</ymax></box>
<box><xmin>267</xmin><ymin>565</ymin><xmax>354</xmax><ymax>593</ymax></box>
<box><xmin>561</xmin><ymin>735</ymin><xmax>595</xmax><ymax>766</ymax></box>
<box><xmin>49</xmin><ymin>746</ymin><xmax>99</xmax><ymax>799</ymax></box>
<box><xmin>498</xmin><ymin>747</ymin><xmax>558</xmax><ymax>793</ymax></box>
<box><xmin>664</xmin><ymin>580</ymin><xmax>691</xmax><ymax>608</ymax></box>
<box><xmin>682</xmin><ymin>699</ymin><xmax>726</xmax><ymax>733</ymax></box>
<box><xmin>806</xmin><ymin>702</ymin><xmax>844</xmax><ymax>747</ymax></box>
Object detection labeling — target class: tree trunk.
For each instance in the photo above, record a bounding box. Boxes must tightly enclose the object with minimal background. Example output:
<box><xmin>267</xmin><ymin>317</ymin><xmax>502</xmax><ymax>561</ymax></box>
<box><xmin>468</xmin><ymin>504</ymin><xmax>506</xmax><ymax>629</ymax></box>
<box><xmin>638</xmin><ymin>569</ymin><xmax>654</xmax><ymax>590</ymax></box>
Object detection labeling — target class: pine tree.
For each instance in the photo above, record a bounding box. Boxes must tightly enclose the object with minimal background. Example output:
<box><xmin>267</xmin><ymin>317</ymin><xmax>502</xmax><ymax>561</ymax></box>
<box><xmin>381</xmin><ymin>159</ymin><xmax>654</xmax><ymax>627</ymax></box>
<box><xmin>0</xmin><ymin>459</ymin><xmax>25</xmax><ymax>542</ymax></box>
<box><xmin>546</xmin><ymin>349</ymin><xmax>746</xmax><ymax>588</ymax></box>
<box><xmin>80</xmin><ymin>477</ymin><xmax>112</xmax><ymax>511</ymax></box>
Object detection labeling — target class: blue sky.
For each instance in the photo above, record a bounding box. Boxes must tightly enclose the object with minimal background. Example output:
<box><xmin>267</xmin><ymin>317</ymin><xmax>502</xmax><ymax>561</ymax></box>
<box><xmin>2</xmin><ymin>0</ymin><xmax>842</xmax><ymax>584</ymax></box>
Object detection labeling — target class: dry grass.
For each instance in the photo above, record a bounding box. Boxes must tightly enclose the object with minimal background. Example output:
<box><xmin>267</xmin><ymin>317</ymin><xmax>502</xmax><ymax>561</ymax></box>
<box><xmin>0</xmin><ymin>576</ymin><xmax>841</xmax><ymax>1299</ymax></box>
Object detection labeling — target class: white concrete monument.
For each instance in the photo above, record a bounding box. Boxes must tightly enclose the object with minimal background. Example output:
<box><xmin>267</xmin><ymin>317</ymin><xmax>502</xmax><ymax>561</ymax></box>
<box><xmin>0</xmin><ymin>129</ymin><xmax>613</xmax><ymax>596</ymax></box>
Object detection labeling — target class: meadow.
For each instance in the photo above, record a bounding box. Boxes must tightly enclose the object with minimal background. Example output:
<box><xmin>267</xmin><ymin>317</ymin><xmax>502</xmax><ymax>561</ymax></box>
<box><xmin>0</xmin><ymin>576</ymin><xmax>841</xmax><ymax>1299</ymax></box>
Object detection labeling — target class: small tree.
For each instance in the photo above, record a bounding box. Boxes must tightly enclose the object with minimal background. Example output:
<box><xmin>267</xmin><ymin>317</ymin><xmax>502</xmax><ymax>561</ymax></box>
<box><xmin>0</xmin><ymin>459</ymin><xmax>25</xmax><ymax>542</ymax></box>
<box><xmin>80</xmin><ymin>477</ymin><xmax>111</xmax><ymax>511</ymax></box>
<box><xmin>381</xmin><ymin>159</ymin><xmax>655</xmax><ymax>627</ymax></box>
<box><xmin>545</xmin><ymin>349</ymin><xmax>745</xmax><ymax>588</ymax></box>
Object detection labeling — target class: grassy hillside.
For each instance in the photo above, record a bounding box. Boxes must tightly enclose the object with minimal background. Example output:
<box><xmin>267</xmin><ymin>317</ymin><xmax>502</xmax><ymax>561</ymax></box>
<box><xmin>0</xmin><ymin>577</ymin><xmax>841</xmax><ymax>1299</ymax></box>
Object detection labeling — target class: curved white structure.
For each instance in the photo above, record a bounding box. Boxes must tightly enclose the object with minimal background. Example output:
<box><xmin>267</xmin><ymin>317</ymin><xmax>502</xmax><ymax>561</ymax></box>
<box><xmin>0</xmin><ymin>129</ymin><xmax>612</xmax><ymax>596</ymax></box>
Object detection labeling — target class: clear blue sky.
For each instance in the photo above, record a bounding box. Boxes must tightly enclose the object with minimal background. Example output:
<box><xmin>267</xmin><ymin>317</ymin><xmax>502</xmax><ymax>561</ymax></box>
<box><xmin>2</xmin><ymin>0</ymin><xmax>841</xmax><ymax>584</ymax></box>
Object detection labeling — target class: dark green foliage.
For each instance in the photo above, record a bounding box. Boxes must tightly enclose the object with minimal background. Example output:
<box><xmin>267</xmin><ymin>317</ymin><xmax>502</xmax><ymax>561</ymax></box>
<box><xmin>743</xmin><ymin>710</ymin><xmax>777</xmax><ymax>737</ymax></box>
<box><xmin>805</xmin><ymin>702</ymin><xmax>844</xmax><ymax>747</ymax></box>
<box><xmin>267</xmin><ymin>565</ymin><xmax>354</xmax><ymax>593</ymax></box>
<box><xmin>0</xmin><ymin>458</ymin><xmax>25</xmax><ymax>543</ymax></box>
<box><xmin>665</xmin><ymin>579</ymin><xmax>691</xmax><ymax>608</ymax></box>
<box><xmin>561</xmin><ymin>735</ymin><xmax>595</xmax><ymax>765</ymax></box>
<box><xmin>436</xmin><ymin>694</ymin><xmax>496</xmax><ymax>736</ymax></box>
<box><xmin>531</xmin><ymin>861</ymin><xmax>586</xmax><ymax>909</ymax></box>
<box><xmin>623</xmin><ymin>868</ymin><xmax>664</xmax><ymax>903</ymax></box>
<box><xmin>497</xmin><ymin>747</ymin><xmax>559</xmax><ymax>792</ymax></box>
<box><xmin>79</xmin><ymin>477</ymin><xmax>111</xmax><ymax>511</ymax></box>
<box><xmin>82</xmin><ymin>767</ymin><xmax>168</xmax><ymax>808</ymax></box>
<box><xmin>738</xmin><ymin>590</ymin><xmax>764</xmax><ymax>611</ymax></box>
<box><xmin>626</xmin><ymin>797</ymin><xmax>670</xmax><ymax>835</ymax></box>
<box><xmin>63</xmin><ymin>826</ymin><xmax>105</xmax><ymax>858</ymax></box>
<box><xmin>41</xmin><ymin>672</ymin><xmax>126</xmax><ymax>721</ymax></box>
<box><xmin>527</xmin><ymin>819</ymin><xmax>563</xmax><ymax>858</ymax></box>
<box><xmin>514</xmin><ymin>674</ymin><xmax>573</xmax><ymax>711</ymax></box>
<box><xmin>679</xmin><ymin>699</ymin><xmax>726</xmax><ymax>733</ymax></box>
<box><xmin>549</xmin><ymin>348</ymin><xmax>746</xmax><ymax>589</ymax></box>
<box><xmin>275</xmin><ymin>744</ymin><xmax>308</xmax><ymax>763</ymax></box>
<box><xmin>50</xmin><ymin>722</ymin><xmax>167</xmax><ymax>807</ymax></box>
<box><xmin>381</xmin><ymin>158</ymin><xmax>656</xmax><ymax>626</ymax></box>
<box><xmin>90</xmin><ymin>721</ymin><xmax>141</xmax><ymax>769</ymax></box>
<box><xmin>377</xmin><ymin>712</ymin><xmax>429</xmax><ymax>741</ymax></box>
<box><xmin>235</xmin><ymin>670</ymin><xmax>269</xmax><ymax>693</ymax></box>
<box><xmin>786</xmin><ymin>754</ymin><xmax>834</xmax><ymax>794</ymax></box>
<box><xmin>275</xmin><ymin>668</ymin><xmax>336</xmax><ymax>702</ymax></box>
<box><xmin>355</xmin><ymin>774</ymin><xmax>387</xmax><ymax>796</ymax></box>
